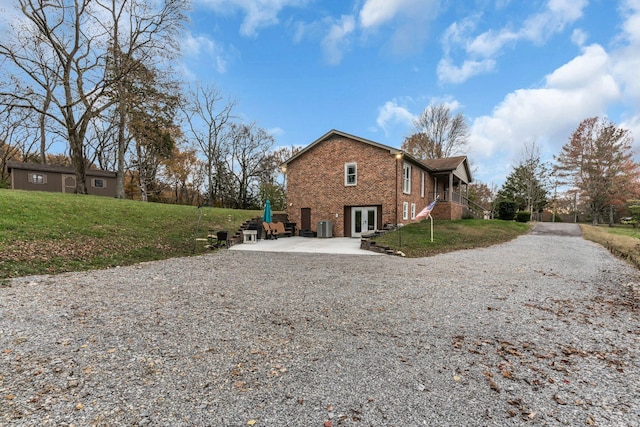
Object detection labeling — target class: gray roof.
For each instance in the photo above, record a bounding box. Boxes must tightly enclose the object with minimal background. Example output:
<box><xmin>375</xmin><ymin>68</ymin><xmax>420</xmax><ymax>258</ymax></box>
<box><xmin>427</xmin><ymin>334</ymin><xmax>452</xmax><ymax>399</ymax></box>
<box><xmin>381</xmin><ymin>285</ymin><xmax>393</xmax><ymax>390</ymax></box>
<box><xmin>7</xmin><ymin>161</ymin><xmax>117</xmax><ymax>178</ymax></box>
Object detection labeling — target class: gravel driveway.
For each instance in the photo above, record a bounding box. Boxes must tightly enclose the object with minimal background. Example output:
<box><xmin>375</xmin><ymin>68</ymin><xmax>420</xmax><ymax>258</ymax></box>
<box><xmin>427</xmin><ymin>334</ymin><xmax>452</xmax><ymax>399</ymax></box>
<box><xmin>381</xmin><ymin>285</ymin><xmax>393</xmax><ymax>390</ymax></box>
<box><xmin>1</xmin><ymin>223</ymin><xmax>639</xmax><ymax>426</ymax></box>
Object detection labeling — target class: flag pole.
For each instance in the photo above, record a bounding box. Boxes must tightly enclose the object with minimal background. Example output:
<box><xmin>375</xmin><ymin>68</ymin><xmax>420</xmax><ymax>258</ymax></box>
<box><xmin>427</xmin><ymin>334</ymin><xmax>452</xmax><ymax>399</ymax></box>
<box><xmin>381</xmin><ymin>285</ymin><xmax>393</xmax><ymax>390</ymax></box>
<box><xmin>430</xmin><ymin>213</ymin><xmax>433</xmax><ymax>242</ymax></box>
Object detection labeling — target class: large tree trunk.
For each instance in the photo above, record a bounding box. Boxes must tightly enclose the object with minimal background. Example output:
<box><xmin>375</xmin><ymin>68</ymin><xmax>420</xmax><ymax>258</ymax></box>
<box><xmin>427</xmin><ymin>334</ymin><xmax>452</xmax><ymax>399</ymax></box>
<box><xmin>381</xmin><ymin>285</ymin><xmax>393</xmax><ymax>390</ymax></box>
<box><xmin>116</xmin><ymin>102</ymin><xmax>126</xmax><ymax>199</ymax></box>
<box><xmin>69</xmin><ymin>133</ymin><xmax>87</xmax><ymax>194</ymax></box>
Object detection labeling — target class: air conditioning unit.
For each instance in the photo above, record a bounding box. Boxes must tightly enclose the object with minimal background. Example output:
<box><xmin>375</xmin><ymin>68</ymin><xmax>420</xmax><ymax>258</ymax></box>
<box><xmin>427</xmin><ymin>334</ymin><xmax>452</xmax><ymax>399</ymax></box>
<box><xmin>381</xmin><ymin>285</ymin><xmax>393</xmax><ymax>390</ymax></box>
<box><xmin>317</xmin><ymin>220</ymin><xmax>333</xmax><ymax>238</ymax></box>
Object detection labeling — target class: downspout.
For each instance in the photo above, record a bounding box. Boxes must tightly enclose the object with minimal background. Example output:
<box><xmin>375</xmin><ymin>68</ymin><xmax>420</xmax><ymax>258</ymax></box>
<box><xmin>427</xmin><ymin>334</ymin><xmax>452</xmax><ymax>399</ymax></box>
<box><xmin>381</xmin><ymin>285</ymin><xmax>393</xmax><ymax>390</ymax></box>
<box><xmin>395</xmin><ymin>152</ymin><xmax>403</xmax><ymax>226</ymax></box>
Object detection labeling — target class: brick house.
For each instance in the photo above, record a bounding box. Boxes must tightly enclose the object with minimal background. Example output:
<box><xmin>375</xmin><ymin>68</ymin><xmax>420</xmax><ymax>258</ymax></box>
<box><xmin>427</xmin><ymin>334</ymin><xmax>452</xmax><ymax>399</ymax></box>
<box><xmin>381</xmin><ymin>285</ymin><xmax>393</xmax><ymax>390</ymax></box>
<box><xmin>281</xmin><ymin>129</ymin><xmax>472</xmax><ymax>237</ymax></box>
<box><xmin>7</xmin><ymin>161</ymin><xmax>117</xmax><ymax>197</ymax></box>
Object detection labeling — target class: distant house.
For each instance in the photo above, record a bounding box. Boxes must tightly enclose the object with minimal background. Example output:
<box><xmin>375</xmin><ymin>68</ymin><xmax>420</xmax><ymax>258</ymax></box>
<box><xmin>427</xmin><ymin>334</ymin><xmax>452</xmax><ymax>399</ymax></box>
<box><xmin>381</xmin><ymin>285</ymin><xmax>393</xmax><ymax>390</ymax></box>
<box><xmin>281</xmin><ymin>130</ymin><xmax>472</xmax><ymax>237</ymax></box>
<box><xmin>7</xmin><ymin>161</ymin><xmax>117</xmax><ymax>197</ymax></box>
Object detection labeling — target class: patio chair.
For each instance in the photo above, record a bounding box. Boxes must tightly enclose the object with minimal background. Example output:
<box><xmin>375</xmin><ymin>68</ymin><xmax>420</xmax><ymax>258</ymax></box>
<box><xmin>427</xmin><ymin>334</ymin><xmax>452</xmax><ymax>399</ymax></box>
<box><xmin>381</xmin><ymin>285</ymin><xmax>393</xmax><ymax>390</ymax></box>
<box><xmin>215</xmin><ymin>230</ymin><xmax>229</xmax><ymax>248</ymax></box>
<box><xmin>272</xmin><ymin>221</ymin><xmax>288</xmax><ymax>237</ymax></box>
<box><xmin>263</xmin><ymin>222</ymin><xmax>274</xmax><ymax>239</ymax></box>
<box><xmin>268</xmin><ymin>222</ymin><xmax>281</xmax><ymax>239</ymax></box>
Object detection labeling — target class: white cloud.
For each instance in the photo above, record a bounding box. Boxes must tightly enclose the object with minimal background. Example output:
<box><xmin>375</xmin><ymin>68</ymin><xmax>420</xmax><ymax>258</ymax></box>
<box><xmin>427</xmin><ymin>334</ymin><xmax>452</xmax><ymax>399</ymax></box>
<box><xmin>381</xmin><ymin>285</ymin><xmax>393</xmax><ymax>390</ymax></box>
<box><xmin>571</xmin><ymin>28</ymin><xmax>588</xmax><ymax>46</ymax></box>
<box><xmin>268</xmin><ymin>127</ymin><xmax>285</xmax><ymax>138</ymax></box>
<box><xmin>469</xmin><ymin>43</ymin><xmax>621</xmax><ymax>181</ymax></box>
<box><xmin>466</xmin><ymin>29</ymin><xmax>518</xmax><ymax>57</ymax></box>
<box><xmin>440</xmin><ymin>0</ymin><xmax>588</xmax><ymax>84</ymax></box>
<box><xmin>321</xmin><ymin>15</ymin><xmax>356</xmax><ymax>65</ymax></box>
<box><xmin>440</xmin><ymin>17</ymin><xmax>477</xmax><ymax>56</ymax></box>
<box><xmin>437</xmin><ymin>57</ymin><xmax>496</xmax><ymax>84</ymax></box>
<box><xmin>612</xmin><ymin>0</ymin><xmax>640</xmax><ymax>143</ymax></box>
<box><xmin>182</xmin><ymin>32</ymin><xmax>232</xmax><ymax>74</ymax></box>
<box><xmin>359</xmin><ymin>0</ymin><xmax>410</xmax><ymax>28</ymax></box>
<box><xmin>196</xmin><ymin>0</ymin><xmax>309</xmax><ymax>37</ymax></box>
<box><xmin>358</xmin><ymin>0</ymin><xmax>439</xmax><ymax>56</ymax></box>
<box><xmin>376</xmin><ymin>99</ymin><xmax>415</xmax><ymax>135</ymax></box>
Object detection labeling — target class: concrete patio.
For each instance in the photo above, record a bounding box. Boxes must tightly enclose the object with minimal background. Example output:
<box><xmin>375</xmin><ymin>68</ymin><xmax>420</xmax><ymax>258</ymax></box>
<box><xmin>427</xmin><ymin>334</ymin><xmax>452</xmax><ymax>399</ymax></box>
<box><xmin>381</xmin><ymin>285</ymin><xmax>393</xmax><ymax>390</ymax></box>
<box><xmin>229</xmin><ymin>236</ymin><xmax>381</xmax><ymax>255</ymax></box>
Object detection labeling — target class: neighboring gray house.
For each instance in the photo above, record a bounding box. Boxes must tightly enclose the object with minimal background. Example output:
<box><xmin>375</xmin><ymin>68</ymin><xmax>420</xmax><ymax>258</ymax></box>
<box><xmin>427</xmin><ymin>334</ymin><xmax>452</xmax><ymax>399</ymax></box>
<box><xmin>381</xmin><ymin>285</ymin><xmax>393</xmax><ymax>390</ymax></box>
<box><xmin>7</xmin><ymin>161</ymin><xmax>117</xmax><ymax>197</ymax></box>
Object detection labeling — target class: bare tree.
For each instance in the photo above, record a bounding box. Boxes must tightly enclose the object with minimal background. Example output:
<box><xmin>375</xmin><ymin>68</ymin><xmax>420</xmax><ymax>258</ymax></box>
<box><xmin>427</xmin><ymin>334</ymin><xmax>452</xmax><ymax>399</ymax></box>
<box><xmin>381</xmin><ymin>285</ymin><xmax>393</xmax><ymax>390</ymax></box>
<box><xmin>402</xmin><ymin>104</ymin><xmax>469</xmax><ymax>159</ymax></box>
<box><xmin>227</xmin><ymin>123</ymin><xmax>275</xmax><ymax>209</ymax></box>
<box><xmin>98</xmin><ymin>0</ymin><xmax>187</xmax><ymax>198</ymax></box>
<box><xmin>184</xmin><ymin>84</ymin><xmax>236</xmax><ymax>206</ymax></box>
<box><xmin>0</xmin><ymin>0</ymin><xmax>187</xmax><ymax>194</ymax></box>
<box><xmin>0</xmin><ymin>0</ymin><xmax>119</xmax><ymax>193</ymax></box>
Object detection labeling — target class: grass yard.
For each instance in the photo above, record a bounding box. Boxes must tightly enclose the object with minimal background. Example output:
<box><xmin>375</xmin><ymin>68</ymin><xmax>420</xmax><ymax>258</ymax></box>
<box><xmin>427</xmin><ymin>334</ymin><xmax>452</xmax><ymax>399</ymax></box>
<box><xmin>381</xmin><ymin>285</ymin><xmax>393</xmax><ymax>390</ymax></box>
<box><xmin>581</xmin><ymin>224</ymin><xmax>640</xmax><ymax>269</ymax></box>
<box><xmin>0</xmin><ymin>190</ymin><xmax>260</xmax><ymax>279</ymax></box>
<box><xmin>371</xmin><ymin>219</ymin><xmax>532</xmax><ymax>258</ymax></box>
<box><xmin>3</xmin><ymin>189</ymin><xmax>638</xmax><ymax>280</ymax></box>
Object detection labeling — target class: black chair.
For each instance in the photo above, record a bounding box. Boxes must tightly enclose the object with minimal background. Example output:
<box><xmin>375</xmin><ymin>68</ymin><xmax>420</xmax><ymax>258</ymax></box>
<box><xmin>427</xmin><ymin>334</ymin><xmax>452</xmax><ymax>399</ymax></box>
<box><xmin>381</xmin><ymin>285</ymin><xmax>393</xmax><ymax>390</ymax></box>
<box><xmin>216</xmin><ymin>230</ymin><xmax>229</xmax><ymax>248</ymax></box>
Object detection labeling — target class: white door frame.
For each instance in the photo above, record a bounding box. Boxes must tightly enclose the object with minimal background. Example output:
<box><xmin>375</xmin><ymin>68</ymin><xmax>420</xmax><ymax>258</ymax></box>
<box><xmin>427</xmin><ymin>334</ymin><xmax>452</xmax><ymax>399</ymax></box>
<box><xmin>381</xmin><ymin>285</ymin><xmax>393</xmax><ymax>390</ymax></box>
<box><xmin>352</xmin><ymin>206</ymin><xmax>377</xmax><ymax>237</ymax></box>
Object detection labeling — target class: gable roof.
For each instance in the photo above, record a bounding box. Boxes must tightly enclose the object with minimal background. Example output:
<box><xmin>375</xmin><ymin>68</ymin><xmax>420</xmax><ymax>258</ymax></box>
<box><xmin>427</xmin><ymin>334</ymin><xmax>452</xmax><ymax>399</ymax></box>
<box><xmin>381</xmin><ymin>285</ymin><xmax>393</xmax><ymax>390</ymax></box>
<box><xmin>7</xmin><ymin>161</ymin><xmax>117</xmax><ymax>178</ymax></box>
<box><xmin>422</xmin><ymin>156</ymin><xmax>473</xmax><ymax>183</ymax></box>
<box><xmin>282</xmin><ymin>129</ymin><xmax>427</xmax><ymax>167</ymax></box>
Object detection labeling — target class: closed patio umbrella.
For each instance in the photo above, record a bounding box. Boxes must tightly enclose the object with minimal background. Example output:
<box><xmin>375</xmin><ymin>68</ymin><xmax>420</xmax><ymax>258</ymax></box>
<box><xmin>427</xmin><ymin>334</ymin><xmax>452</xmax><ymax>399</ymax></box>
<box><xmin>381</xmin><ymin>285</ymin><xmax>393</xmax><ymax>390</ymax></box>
<box><xmin>263</xmin><ymin>199</ymin><xmax>272</xmax><ymax>223</ymax></box>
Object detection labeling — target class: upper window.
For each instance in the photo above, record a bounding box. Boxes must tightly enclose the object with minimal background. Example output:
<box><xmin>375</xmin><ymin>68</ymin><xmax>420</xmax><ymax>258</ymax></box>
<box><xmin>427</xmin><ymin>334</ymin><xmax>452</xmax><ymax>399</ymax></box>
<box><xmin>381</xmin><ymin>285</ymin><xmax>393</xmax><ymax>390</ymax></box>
<box><xmin>420</xmin><ymin>171</ymin><xmax>425</xmax><ymax>198</ymax></box>
<box><xmin>29</xmin><ymin>173</ymin><xmax>45</xmax><ymax>184</ymax></box>
<box><xmin>345</xmin><ymin>162</ymin><xmax>357</xmax><ymax>186</ymax></box>
<box><xmin>92</xmin><ymin>178</ymin><xmax>105</xmax><ymax>188</ymax></box>
<box><xmin>403</xmin><ymin>163</ymin><xmax>411</xmax><ymax>194</ymax></box>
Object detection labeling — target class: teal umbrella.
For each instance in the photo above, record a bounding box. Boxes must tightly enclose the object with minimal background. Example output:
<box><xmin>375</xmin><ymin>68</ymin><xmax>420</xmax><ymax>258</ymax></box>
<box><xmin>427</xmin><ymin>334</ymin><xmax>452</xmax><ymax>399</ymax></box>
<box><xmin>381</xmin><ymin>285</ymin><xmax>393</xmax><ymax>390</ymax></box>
<box><xmin>263</xmin><ymin>199</ymin><xmax>272</xmax><ymax>223</ymax></box>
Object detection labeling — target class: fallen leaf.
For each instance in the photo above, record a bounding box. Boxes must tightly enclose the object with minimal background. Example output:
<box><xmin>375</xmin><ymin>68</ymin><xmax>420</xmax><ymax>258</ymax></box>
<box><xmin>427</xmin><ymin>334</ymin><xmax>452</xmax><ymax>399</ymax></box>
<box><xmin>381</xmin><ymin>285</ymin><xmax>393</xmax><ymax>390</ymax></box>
<box><xmin>75</xmin><ymin>402</ymin><xmax>84</xmax><ymax>410</ymax></box>
<box><xmin>553</xmin><ymin>394</ymin><xmax>567</xmax><ymax>405</ymax></box>
<box><xmin>107</xmin><ymin>348</ymin><xmax>117</xmax><ymax>354</ymax></box>
<box><xmin>247</xmin><ymin>420</ymin><xmax>257</xmax><ymax>426</ymax></box>
<box><xmin>5</xmin><ymin>394</ymin><xmax>15</xmax><ymax>400</ymax></box>
<box><xmin>326</xmin><ymin>404</ymin><xmax>333</xmax><ymax>411</ymax></box>
<box><xmin>528</xmin><ymin>412</ymin><xmax>536</xmax><ymax>419</ymax></box>
<box><xmin>324</xmin><ymin>421</ymin><xmax>332</xmax><ymax>427</ymax></box>
<box><xmin>453</xmin><ymin>375</ymin><xmax>461</xmax><ymax>381</ymax></box>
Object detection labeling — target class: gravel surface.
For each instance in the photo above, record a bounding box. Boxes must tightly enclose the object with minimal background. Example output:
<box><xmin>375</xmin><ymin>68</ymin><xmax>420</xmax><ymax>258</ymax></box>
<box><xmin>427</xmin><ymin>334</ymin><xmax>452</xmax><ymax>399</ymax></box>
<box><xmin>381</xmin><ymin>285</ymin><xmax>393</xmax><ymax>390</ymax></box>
<box><xmin>1</xmin><ymin>224</ymin><xmax>639</xmax><ymax>426</ymax></box>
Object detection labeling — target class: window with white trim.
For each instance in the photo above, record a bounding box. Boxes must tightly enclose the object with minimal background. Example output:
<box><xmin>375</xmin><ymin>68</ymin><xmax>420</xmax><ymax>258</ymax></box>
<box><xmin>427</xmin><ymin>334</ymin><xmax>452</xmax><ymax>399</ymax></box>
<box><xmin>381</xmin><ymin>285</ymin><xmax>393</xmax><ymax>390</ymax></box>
<box><xmin>411</xmin><ymin>203</ymin><xmax>416</xmax><ymax>219</ymax></box>
<box><xmin>403</xmin><ymin>163</ymin><xmax>411</xmax><ymax>194</ymax></box>
<box><xmin>403</xmin><ymin>202</ymin><xmax>409</xmax><ymax>220</ymax></box>
<box><xmin>29</xmin><ymin>173</ymin><xmax>46</xmax><ymax>184</ymax></box>
<box><xmin>345</xmin><ymin>162</ymin><xmax>357</xmax><ymax>186</ymax></box>
<box><xmin>92</xmin><ymin>178</ymin><xmax>105</xmax><ymax>188</ymax></box>
<box><xmin>420</xmin><ymin>171</ymin><xmax>425</xmax><ymax>198</ymax></box>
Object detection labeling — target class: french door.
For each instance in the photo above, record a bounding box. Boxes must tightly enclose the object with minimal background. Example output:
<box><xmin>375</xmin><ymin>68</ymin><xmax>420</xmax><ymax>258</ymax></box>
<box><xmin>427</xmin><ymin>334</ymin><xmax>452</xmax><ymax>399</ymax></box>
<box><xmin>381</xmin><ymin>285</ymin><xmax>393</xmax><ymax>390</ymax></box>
<box><xmin>352</xmin><ymin>207</ymin><xmax>376</xmax><ymax>237</ymax></box>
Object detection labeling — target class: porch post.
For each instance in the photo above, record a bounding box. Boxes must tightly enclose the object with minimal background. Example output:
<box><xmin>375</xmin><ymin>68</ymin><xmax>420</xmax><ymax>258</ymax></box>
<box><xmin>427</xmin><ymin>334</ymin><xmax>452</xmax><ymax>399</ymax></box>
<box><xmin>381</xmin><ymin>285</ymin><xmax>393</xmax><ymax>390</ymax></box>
<box><xmin>448</xmin><ymin>172</ymin><xmax>453</xmax><ymax>202</ymax></box>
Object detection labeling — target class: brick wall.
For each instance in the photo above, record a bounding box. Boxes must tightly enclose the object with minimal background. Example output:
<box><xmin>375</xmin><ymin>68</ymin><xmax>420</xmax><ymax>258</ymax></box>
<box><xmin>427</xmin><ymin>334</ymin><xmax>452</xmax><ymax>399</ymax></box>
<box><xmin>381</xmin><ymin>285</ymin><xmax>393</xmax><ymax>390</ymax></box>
<box><xmin>286</xmin><ymin>135</ymin><xmax>435</xmax><ymax>236</ymax></box>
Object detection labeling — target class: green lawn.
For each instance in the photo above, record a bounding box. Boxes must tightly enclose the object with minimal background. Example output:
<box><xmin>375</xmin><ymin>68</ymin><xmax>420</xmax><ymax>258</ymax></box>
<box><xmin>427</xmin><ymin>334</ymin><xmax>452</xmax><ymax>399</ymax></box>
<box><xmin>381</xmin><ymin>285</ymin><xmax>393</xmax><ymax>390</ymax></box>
<box><xmin>12</xmin><ymin>190</ymin><xmax>623</xmax><ymax>280</ymax></box>
<box><xmin>0</xmin><ymin>190</ymin><xmax>261</xmax><ymax>279</ymax></box>
<box><xmin>371</xmin><ymin>219</ymin><xmax>532</xmax><ymax>258</ymax></box>
<box><xmin>581</xmin><ymin>224</ymin><xmax>640</xmax><ymax>269</ymax></box>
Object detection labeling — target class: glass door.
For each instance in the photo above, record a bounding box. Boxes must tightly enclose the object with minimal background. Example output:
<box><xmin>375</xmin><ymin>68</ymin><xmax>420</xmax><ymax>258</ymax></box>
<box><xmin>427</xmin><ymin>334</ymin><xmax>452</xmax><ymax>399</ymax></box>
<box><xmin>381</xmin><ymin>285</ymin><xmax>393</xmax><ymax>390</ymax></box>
<box><xmin>352</xmin><ymin>207</ymin><xmax>376</xmax><ymax>237</ymax></box>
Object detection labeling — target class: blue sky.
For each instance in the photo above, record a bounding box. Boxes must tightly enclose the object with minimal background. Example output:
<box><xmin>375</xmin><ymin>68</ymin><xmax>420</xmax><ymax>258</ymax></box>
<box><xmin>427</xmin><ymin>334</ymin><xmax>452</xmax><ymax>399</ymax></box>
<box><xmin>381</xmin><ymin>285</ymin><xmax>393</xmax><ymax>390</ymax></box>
<box><xmin>181</xmin><ymin>0</ymin><xmax>640</xmax><ymax>187</ymax></box>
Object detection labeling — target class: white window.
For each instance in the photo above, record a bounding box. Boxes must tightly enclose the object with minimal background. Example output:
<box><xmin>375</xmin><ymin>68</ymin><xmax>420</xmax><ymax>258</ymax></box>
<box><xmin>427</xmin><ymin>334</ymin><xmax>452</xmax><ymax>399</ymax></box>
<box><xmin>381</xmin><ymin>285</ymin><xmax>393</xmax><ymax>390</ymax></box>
<box><xmin>29</xmin><ymin>173</ymin><xmax>46</xmax><ymax>184</ymax></box>
<box><xmin>411</xmin><ymin>203</ymin><xmax>416</xmax><ymax>219</ymax></box>
<box><xmin>345</xmin><ymin>162</ymin><xmax>357</xmax><ymax>186</ymax></box>
<box><xmin>92</xmin><ymin>178</ymin><xmax>105</xmax><ymax>188</ymax></box>
<box><xmin>420</xmin><ymin>171</ymin><xmax>425</xmax><ymax>198</ymax></box>
<box><xmin>403</xmin><ymin>202</ymin><xmax>409</xmax><ymax>220</ymax></box>
<box><xmin>403</xmin><ymin>163</ymin><xmax>411</xmax><ymax>194</ymax></box>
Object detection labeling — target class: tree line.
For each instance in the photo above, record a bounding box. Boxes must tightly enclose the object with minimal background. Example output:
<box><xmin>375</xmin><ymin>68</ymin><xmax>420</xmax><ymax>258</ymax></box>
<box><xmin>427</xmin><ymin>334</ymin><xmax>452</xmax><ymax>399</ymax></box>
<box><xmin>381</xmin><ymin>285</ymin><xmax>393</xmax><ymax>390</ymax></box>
<box><xmin>0</xmin><ymin>0</ymin><xmax>292</xmax><ymax>210</ymax></box>
<box><xmin>1</xmin><ymin>2</ymin><xmax>637</xmax><ymax>220</ymax></box>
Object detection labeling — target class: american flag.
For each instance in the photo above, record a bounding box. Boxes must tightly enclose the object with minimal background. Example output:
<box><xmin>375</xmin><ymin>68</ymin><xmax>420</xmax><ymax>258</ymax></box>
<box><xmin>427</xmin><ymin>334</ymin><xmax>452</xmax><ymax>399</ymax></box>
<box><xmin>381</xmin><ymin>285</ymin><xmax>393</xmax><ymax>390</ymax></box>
<box><xmin>415</xmin><ymin>198</ymin><xmax>438</xmax><ymax>220</ymax></box>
